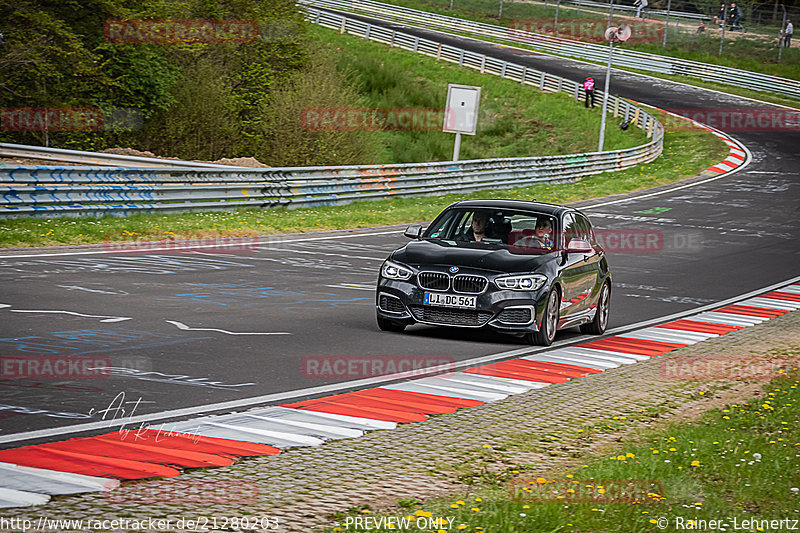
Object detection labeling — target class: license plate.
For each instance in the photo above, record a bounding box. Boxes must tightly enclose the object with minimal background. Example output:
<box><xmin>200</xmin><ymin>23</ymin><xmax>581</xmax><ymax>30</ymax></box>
<box><xmin>424</xmin><ymin>292</ymin><xmax>477</xmax><ymax>309</ymax></box>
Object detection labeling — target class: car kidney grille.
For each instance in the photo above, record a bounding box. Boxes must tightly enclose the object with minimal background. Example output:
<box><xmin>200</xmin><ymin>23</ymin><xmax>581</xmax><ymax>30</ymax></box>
<box><xmin>410</xmin><ymin>306</ymin><xmax>492</xmax><ymax>326</ymax></box>
<box><xmin>498</xmin><ymin>307</ymin><xmax>532</xmax><ymax>324</ymax></box>
<box><xmin>453</xmin><ymin>275</ymin><xmax>488</xmax><ymax>294</ymax></box>
<box><xmin>418</xmin><ymin>272</ymin><xmax>450</xmax><ymax>291</ymax></box>
<box><xmin>379</xmin><ymin>294</ymin><xmax>405</xmax><ymax>313</ymax></box>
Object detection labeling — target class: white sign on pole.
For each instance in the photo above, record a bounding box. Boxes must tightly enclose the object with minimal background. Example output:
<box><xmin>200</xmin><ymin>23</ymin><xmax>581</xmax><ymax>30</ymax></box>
<box><xmin>443</xmin><ymin>84</ymin><xmax>481</xmax><ymax>135</ymax></box>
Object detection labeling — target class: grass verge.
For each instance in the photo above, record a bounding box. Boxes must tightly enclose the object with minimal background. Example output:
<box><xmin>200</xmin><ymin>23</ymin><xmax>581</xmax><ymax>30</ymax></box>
<box><xmin>0</xmin><ymin>122</ymin><xmax>727</xmax><ymax>248</ymax></box>
<box><xmin>328</xmin><ymin>357</ymin><xmax>800</xmax><ymax>532</ymax></box>
<box><xmin>312</xmin><ymin>23</ymin><xmax>647</xmax><ymax>164</ymax></box>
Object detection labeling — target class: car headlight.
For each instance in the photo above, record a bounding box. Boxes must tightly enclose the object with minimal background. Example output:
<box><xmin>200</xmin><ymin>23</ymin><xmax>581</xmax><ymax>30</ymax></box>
<box><xmin>381</xmin><ymin>260</ymin><xmax>413</xmax><ymax>281</ymax></box>
<box><xmin>495</xmin><ymin>274</ymin><xmax>547</xmax><ymax>291</ymax></box>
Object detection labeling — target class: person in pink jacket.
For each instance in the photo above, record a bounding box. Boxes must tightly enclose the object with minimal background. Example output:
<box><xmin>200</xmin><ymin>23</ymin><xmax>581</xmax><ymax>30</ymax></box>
<box><xmin>584</xmin><ymin>77</ymin><xmax>596</xmax><ymax>108</ymax></box>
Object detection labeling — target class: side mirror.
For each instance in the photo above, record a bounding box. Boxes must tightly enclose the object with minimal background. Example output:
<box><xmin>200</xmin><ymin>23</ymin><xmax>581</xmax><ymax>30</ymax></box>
<box><xmin>567</xmin><ymin>238</ymin><xmax>593</xmax><ymax>253</ymax></box>
<box><xmin>404</xmin><ymin>224</ymin><xmax>423</xmax><ymax>239</ymax></box>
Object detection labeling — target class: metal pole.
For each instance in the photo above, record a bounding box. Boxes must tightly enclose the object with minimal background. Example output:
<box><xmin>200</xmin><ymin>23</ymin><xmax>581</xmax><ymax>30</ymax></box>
<box><xmin>453</xmin><ymin>132</ymin><xmax>462</xmax><ymax>161</ymax></box>
<box><xmin>499</xmin><ymin>0</ymin><xmax>504</xmax><ymax>19</ymax></box>
<box><xmin>662</xmin><ymin>0</ymin><xmax>672</xmax><ymax>46</ymax></box>
<box><xmin>598</xmin><ymin>41</ymin><xmax>614</xmax><ymax>153</ymax></box>
<box><xmin>577</xmin><ymin>0</ymin><xmax>582</xmax><ymax>15</ymax></box>
<box><xmin>449</xmin><ymin>0</ymin><xmax>454</xmax><ymax>10</ymax></box>
<box><xmin>608</xmin><ymin>0</ymin><xmax>615</xmax><ymax>25</ymax></box>
<box><xmin>778</xmin><ymin>5</ymin><xmax>787</xmax><ymax>61</ymax></box>
<box><xmin>555</xmin><ymin>0</ymin><xmax>561</xmax><ymax>35</ymax></box>
<box><xmin>719</xmin><ymin>3</ymin><xmax>727</xmax><ymax>54</ymax></box>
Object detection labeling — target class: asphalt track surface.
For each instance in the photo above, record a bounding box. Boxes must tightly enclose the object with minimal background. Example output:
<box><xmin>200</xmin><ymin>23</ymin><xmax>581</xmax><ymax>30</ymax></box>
<box><xmin>0</xmin><ymin>14</ymin><xmax>798</xmax><ymax>445</ymax></box>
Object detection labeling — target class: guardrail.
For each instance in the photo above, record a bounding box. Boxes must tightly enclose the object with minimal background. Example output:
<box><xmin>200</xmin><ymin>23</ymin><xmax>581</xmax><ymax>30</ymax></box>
<box><xmin>302</xmin><ymin>0</ymin><xmax>800</xmax><ymax>99</ymax></box>
<box><xmin>0</xmin><ymin>143</ymin><xmax>249</xmax><ymax>170</ymax></box>
<box><xmin>558</xmin><ymin>0</ymin><xmax>705</xmax><ymax>22</ymax></box>
<box><xmin>0</xmin><ymin>9</ymin><xmax>662</xmax><ymax>218</ymax></box>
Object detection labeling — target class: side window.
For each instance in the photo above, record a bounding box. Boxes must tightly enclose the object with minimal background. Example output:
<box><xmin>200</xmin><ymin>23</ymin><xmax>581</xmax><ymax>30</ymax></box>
<box><xmin>562</xmin><ymin>214</ymin><xmax>578</xmax><ymax>247</ymax></box>
<box><xmin>575</xmin><ymin>214</ymin><xmax>594</xmax><ymax>244</ymax></box>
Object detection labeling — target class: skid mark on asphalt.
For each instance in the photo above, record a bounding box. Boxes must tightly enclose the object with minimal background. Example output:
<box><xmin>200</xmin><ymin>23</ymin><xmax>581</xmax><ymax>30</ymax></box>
<box><xmin>2</xmin><ymin>306</ymin><xmax>132</xmax><ymax>323</ymax></box>
<box><xmin>165</xmin><ymin>321</ymin><xmax>291</xmax><ymax>336</ymax></box>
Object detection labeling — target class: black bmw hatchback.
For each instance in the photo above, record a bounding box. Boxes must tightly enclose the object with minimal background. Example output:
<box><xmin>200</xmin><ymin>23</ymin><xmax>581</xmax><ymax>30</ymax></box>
<box><xmin>375</xmin><ymin>199</ymin><xmax>612</xmax><ymax>345</ymax></box>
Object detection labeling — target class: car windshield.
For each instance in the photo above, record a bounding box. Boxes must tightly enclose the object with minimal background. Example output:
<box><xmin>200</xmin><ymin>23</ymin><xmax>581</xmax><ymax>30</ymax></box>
<box><xmin>423</xmin><ymin>208</ymin><xmax>557</xmax><ymax>253</ymax></box>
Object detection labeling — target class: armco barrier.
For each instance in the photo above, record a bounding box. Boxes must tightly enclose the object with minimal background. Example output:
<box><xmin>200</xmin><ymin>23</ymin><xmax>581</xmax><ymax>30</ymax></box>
<box><xmin>301</xmin><ymin>0</ymin><xmax>800</xmax><ymax>99</ymax></box>
<box><xmin>0</xmin><ymin>10</ymin><xmax>662</xmax><ymax>218</ymax></box>
<box><xmin>0</xmin><ymin>143</ymin><xmax>249</xmax><ymax>170</ymax></box>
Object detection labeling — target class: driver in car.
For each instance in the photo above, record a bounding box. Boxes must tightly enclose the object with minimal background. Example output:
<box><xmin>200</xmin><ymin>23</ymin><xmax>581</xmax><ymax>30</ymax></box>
<box><xmin>464</xmin><ymin>211</ymin><xmax>490</xmax><ymax>242</ymax></box>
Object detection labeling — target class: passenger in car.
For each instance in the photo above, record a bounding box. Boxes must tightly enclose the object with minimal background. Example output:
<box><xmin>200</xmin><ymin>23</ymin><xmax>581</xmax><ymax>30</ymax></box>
<box><xmin>534</xmin><ymin>217</ymin><xmax>554</xmax><ymax>248</ymax></box>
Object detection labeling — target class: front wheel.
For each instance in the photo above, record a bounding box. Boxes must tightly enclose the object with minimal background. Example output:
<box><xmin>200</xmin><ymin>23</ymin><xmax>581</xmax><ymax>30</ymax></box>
<box><xmin>377</xmin><ymin>316</ymin><xmax>407</xmax><ymax>332</ymax></box>
<box><xmin>580</xmin><ymin>281</ymin><xmax>611</xmax><ymax>335</ymax></box>
<box><xmin>525</xmin><ymin>287</ymin><xmax>559</xmax><ymax>346</ymax></box>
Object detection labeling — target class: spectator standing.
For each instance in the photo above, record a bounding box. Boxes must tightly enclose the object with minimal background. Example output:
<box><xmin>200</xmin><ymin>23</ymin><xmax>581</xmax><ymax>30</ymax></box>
<box><xmin>728</xmin><ymin>3</ymin><xmax>742</xmax><ymax>30</ymax></box>
<box><xmin>784</xmin><ymin>19</ymin><xmax>793</xmax><ymax>47</ymax></box>
<box><xmin>584</xmin><ymin>77</ymin><xmax>595</xmax><ymax>108</ymax></box>
<box><xmin>713</xmin><ymin>3</ymin><xmax>725</xmax><ymax>27</ymax></box>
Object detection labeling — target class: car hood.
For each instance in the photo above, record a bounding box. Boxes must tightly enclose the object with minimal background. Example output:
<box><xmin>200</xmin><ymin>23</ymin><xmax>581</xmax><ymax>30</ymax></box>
<box><xmin>392</xmin><ymin>239</ymin><xmax>555</xmax><ymax>274</ymax></box>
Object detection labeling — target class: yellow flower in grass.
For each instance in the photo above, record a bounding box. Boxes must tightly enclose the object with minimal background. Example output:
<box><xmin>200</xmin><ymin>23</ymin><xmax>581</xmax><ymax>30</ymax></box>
<box><xmin>415</xmin><ymin>510</ymin><xmax>432</xmax><ymax>517</ymax></box>
<box><xmin>691</xmin><ymin>460</ymin><xmax>701</xmax><ymax>467</ymax></box>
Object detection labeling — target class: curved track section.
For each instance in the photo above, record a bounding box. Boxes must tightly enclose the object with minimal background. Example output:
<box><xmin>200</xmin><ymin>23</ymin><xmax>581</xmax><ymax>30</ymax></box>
<box><xmin>0</xmin><ymin>6</ymin><xmax>797</xmax><ymax>507</ymax></box>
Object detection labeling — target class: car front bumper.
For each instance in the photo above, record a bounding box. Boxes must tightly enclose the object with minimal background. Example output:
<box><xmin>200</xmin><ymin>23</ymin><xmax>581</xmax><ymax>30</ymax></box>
<box><xmin>376</xmin><ymin>278</ymin><xmax>550</xmax><ymax>333</ymax></box>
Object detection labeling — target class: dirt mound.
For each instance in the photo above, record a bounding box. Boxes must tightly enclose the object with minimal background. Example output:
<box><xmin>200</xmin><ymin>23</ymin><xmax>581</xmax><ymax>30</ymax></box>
<box><xmin>102</xmin><ymin>148</ymin><xmax>269</xmax><ymax>167</ymax></box>
<box><xmin>211</xmin><ymin>157</ymin><xmax>270</xmax><ymax>168</ymax></box>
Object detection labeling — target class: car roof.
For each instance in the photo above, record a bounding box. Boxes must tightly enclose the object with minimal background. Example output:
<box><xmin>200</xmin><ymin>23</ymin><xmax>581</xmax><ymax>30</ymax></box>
<box><xmin>450</xmin><ymin>199</ymin><xmax>573</xmax><ymax>216</ymax></box>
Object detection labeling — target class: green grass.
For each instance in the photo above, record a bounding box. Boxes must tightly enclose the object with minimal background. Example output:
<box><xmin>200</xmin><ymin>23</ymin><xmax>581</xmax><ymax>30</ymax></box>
<box><xmin>312</xmin><ymin>23</ymin><xmax>648</xmax><ymax>164</ymax></box>
<box><xmin>375</xmin><ymin>0</ymin><xmax>800</xmax><ymax>81</ymax></box>
<box><xmin>328</xmin><ymin>359</ymin><xmax>800</xmax><ymax>532</ymax></box>
<box><xmin>0</xmin><ymin>125</ymin><xmax>726</xmax><ymax>248</ymax></box>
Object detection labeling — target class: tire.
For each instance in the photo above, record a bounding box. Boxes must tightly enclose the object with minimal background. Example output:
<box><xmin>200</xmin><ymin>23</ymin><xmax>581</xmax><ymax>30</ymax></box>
<box><xmin>525</xmin><ymin>287</ymin><xmax>559</xmax><ymax>346</ymax></box>
<box><xmin>377</xmin><ymin>316</ymin><xmax>407</xmax><ymax>332</ymax></box>
<box><xmin>580</xmin><ymin>281</ymin><xmax>611</xmax><ymax>335</ymax></box>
